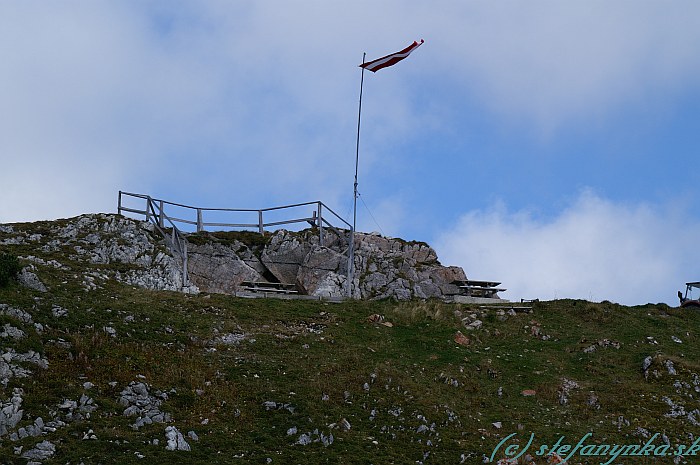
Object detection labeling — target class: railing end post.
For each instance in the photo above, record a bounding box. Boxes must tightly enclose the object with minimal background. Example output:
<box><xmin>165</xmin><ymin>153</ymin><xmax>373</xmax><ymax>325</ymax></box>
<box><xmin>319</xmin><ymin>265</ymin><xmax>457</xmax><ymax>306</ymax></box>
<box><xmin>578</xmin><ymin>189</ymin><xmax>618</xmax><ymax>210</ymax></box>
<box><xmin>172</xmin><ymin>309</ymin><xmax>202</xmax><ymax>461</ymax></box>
<box><xmin>318</xmin><ymin>202</ymin><xmax>324</xmax><ymax>246</ymax></box>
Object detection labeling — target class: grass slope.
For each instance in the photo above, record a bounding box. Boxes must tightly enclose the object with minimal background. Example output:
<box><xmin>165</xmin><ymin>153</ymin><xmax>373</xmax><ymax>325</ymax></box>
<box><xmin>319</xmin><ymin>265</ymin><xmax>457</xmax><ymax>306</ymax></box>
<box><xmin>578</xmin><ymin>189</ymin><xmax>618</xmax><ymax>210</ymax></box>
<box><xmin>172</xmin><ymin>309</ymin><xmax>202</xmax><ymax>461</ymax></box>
<box><xmin>1</xmin><ymin>221</ymin><xmax>699</xmax><ymax>464</ymax></box>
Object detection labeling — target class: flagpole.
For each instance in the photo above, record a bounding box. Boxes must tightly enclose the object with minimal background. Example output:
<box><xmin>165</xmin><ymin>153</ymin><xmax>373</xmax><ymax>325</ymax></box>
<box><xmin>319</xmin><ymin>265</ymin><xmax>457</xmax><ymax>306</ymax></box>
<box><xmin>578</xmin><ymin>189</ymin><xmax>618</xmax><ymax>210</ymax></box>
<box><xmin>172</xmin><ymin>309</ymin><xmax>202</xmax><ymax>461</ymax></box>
<box><xmin>347</xmin><ymin>52</ymin><xmax>366</xmax><ymax>299</ymax></box>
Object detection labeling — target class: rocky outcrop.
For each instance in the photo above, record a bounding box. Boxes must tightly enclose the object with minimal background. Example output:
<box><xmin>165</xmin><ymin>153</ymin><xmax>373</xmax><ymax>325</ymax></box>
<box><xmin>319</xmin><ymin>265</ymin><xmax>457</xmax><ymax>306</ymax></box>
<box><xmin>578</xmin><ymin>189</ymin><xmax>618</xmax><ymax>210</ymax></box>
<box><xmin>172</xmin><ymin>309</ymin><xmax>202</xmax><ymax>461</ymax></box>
<box><xmin>186</xmin><ymin>228</ymin><xmax>466</xmax><ymax>300</ymax></box>
<box><xmin>187</xmin><ymin>242</ymin><xmax>263</xmax><ymax>294</ymax></box>
<box><xmin>2</xmin><ymin>214</ymin><xmax>198</xmax><ymax>294</ymax></box>
<box><xmin>0</xmin><ymin>213</ymin><xmax>467</xmax><ymax>300</ymax></box>
<box><xmin>352</xmin><ymin>233</ymin><xmax>466</xmax><ymax>300</ymax></box>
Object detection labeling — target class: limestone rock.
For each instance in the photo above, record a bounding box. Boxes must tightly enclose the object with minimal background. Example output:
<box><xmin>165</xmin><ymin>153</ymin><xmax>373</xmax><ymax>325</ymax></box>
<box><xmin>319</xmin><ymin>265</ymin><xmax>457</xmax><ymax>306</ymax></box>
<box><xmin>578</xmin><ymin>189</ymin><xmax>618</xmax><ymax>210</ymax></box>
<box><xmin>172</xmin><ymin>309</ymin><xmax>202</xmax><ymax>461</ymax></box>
<box><xmin>187</xmin><ymin>242</ymin><xmax>262</xmax><ymax>294</ymax></box>
<box><xmin>165</xmin><ymin>426</ymin><xmax>191</xmax><ymax>451</ymax></box>
<box><xmin>0</xmin><ymin>304</ymin><xmax>33</xmax><ymax>324</ymax></box>
<box><xmin>17</xmin><ymin>267</ymin><xmax>47</xmax><ymax>293</ymax></box>
<box><xmin>54</xmin><ymin>214</ymin><xmax>197</xmax><ymax>293</ymax></box>
<box><xmin>180</xmin><ymin>226</ymin><xmax>468</xmax><ymax>300</ymax></box>
<box><xmin>297</xmin><ymin>245</ymin><xmax>348</xmax><ymax>298</ymax></box>
<box><xmin>0</xmin><ymin>388</ymin><xmax>24</xmax><ymax>436</ymax></box>
<box><xmin>21</xmin><ymin>440</ymin><xmax>55</xmax><ymax>461</ymax></box>
<box><xmin>261</xmin><ymin>231</ymin><xmax>311</xmax><ymax>284</ymax></box>
<box><xmin>0</xmin><ymin>324</ymin><xmax>25</xmax><ymax>340</ymax></box>
<box><xmin>119</xmin><ymin>381</ymin><xmax>171</xmax><ymax>429</ymax></box>
<box><xmin>5</xmin><ymin>213</ymin><xmax>470</xmax><ymax>301</ymax></box>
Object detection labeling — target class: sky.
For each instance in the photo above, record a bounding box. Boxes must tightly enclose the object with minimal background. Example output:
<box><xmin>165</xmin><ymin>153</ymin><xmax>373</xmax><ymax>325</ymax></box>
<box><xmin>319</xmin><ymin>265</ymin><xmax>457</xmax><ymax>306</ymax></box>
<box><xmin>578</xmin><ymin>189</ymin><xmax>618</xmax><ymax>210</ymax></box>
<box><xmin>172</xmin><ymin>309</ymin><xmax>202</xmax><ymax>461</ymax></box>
<box><xmin>2</xmin><ymin>1</ymin><xmax>700</xmax><ymax>306</ymax></box>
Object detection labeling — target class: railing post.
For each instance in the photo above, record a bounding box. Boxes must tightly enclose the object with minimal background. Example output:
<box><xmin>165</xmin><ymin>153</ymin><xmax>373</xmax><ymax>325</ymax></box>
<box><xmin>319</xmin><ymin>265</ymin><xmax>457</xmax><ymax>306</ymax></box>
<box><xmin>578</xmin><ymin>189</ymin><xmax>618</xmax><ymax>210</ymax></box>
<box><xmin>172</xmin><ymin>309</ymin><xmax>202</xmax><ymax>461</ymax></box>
<box><xmin>145</xmin><ymin>197</ymin><xmax>152</xmax><ymax>222</ymax></box>
<box><xmin>118</xmin><ymin>191</ymin><xmax>122</xmax><ymax>215</ymax></box>
<box><xmin>182</xmin><ymin>239</ymin><xmax>189</xmax><ymax>287</ymax></box>
<box><xmin>318</xmin><ymin>202</ymin><xmax>324</xmax><ymax>246</ymax></box>
<box><xmin>158</xmin><ymin>201</ymin><xmax>164</xmax><ymax>229</ymax></box>
<box><xmin>258</xmin><ymin>210</ymin><xmax>264</xmax><ymax>235</ymax></box>
<box><xmin>197</xmin><ymin>208</ymin><xmax>203</xmax><ymax>233</ymax></box>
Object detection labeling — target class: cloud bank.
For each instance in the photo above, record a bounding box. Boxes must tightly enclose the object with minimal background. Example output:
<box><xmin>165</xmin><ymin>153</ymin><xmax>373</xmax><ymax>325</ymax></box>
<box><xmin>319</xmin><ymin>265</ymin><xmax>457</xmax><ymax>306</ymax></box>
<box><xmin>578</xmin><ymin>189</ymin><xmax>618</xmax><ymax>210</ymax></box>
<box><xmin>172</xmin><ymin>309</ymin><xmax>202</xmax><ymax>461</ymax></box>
<box><xmin>435</xmin><ymin>191</ymin><xmax>697</xmax><ymax>306</ymax></box>
<box><xmin>2</xmin><ymin>1</ymin><xmax>700</xmax><ymax>243</ymax></box>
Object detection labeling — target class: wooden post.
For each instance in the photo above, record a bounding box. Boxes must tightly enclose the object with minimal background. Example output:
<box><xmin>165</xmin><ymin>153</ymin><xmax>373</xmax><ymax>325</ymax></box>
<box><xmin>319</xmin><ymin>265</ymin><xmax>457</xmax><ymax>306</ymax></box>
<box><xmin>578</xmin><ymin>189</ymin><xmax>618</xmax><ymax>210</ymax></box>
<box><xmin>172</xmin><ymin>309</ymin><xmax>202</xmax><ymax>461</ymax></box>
<box><xmin>318</xmin><ymin>202</ymin><xmax>324</xmax><ymax>246</ymax></box>
<box><xmin>258</xmin><ymin>210</ymin><xmax>264</xmax><ymax>235</ymax></box>
<box><xmin>197</xmin><ymin>209</ymin><xmax>203</xmax><ymax>233</ymax></box>
<box><xmin>117</xmin><ymin>191</ymin><xmax>122</xmax><ymax>215</ymax></box>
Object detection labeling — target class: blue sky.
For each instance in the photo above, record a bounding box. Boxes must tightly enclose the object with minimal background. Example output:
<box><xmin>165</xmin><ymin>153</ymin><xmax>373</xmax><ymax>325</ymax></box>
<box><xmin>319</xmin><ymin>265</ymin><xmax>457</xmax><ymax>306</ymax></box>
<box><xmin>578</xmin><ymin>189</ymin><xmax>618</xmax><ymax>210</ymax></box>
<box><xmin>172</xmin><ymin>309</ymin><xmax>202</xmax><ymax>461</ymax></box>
<box><xmin>2</xmin><ymin>1</ymin><xmax>700</xmax><ymax>305</ymax></box>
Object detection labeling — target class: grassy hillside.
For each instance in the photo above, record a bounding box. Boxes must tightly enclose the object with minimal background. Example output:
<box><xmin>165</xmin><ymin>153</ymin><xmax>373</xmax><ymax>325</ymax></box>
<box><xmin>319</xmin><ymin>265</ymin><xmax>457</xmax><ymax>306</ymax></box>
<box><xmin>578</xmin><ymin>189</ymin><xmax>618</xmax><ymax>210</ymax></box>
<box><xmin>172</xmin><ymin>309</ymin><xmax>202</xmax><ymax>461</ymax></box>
<box><xmin>1</xmin><ymin>219</ymin><xmax>699</xmax><ymax>464</ymax></box>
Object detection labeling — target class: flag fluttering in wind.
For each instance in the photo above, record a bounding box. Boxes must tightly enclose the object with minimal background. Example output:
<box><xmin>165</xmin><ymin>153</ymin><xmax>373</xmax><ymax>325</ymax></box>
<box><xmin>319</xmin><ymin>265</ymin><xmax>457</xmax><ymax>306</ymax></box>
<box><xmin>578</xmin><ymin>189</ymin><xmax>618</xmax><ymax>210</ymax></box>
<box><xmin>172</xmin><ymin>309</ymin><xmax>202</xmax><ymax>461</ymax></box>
<box><xmin>359</xmin><ymin>39</ymin><xmax>424</xmax><ymax>73</ymax></box>
<box><xmin>347</xmin><ymin>38</ymin><xmax>425</xmax><ymax>297</ymax></box>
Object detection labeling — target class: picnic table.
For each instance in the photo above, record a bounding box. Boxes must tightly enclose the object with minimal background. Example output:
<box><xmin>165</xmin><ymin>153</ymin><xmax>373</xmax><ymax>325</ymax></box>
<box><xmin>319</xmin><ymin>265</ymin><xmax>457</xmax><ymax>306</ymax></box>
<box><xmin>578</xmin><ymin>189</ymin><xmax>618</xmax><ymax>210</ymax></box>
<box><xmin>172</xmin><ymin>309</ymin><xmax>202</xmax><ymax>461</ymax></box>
<box><xmin>239</xmin><ymin>281</ymin><xmax>299</xmax><ymax>294</ymax></box>
<box><xmin>451</xmin><ymin>279</ymin><xmax>506</xmax><ymax>298</ymax></box>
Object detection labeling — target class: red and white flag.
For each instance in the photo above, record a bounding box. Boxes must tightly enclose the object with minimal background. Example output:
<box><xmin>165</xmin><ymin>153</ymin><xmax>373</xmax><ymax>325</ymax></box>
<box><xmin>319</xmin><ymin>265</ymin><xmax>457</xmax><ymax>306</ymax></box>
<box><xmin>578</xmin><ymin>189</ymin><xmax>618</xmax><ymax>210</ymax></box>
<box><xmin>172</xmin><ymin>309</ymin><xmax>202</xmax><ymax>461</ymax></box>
<box><xmin>360</xmin><ymin>39</ymin><xmax>424</xmax><ymax>73</ymax></box>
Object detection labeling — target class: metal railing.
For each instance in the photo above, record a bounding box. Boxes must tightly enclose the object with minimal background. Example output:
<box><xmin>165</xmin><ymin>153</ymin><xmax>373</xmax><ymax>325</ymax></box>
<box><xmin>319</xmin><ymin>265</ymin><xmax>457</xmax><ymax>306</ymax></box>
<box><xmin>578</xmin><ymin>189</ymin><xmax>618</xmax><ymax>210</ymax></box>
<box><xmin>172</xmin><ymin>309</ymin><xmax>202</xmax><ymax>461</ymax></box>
<box><xmin>118</xmin><ymin>192</ymin><xmax>190</xmax><ymax>287</ymax></box>
<box><xmin>117</xmin><ymin>191</ymin><xmax>354</xmax><ymax>295</ymax></box>
<box><xmin>118</xmin><ymin>191</ymin><xmax>352</xmax><ymax>247</ymax></box>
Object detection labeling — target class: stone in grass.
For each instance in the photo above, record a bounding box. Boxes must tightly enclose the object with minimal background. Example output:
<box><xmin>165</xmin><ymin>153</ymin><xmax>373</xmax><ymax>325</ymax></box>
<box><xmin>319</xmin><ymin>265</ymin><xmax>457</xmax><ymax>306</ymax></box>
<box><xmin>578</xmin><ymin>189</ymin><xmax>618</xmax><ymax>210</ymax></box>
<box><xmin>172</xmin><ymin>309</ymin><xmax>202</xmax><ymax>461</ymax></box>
<box><xmin>51</xmin><ymin>305</ymin><xmax>68</xmax><ymax>318</ymax></box>
<box><xmin>103</xmin><ymin>326</ymin><xmax>117</xmax><ymax>337</ymax></box>
<box><xmin>453</xmin><ymin>331</ymin><xmax>470</xmax><ymax>346</ymax></box>
<box><xmin>17</xmin><ymin>268</ymin><xmax>47</xmax><ymax>293</ymax></box>
<box><xmin>21</xmin><ymin>440</ymin><xmax>55</xmax><ymax>460</ymax></box>
<box><xmin>165</xmin><ymin>426</ymin><xmax>190</xmax><ymax>451</ymax></box>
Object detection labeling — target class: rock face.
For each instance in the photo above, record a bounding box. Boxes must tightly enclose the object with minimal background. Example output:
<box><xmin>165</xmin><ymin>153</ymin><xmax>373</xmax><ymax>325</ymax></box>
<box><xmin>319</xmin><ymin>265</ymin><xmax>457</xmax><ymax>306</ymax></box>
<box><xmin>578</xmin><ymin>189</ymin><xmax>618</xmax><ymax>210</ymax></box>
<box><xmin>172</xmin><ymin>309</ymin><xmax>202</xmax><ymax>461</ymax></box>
<box><xmin>0</xmin><ymin>213</ymin><xmax>467</xmax><ymax>300</ymax></box>
<box><xmin>187</xmin><ymin>228</ymin><xmax>466</xmax><ymax>300</ymax></box>
<box><xmin>187</xmin><ymin>242</ymin><xmax>263</xmax><ymax>294</ymax></box>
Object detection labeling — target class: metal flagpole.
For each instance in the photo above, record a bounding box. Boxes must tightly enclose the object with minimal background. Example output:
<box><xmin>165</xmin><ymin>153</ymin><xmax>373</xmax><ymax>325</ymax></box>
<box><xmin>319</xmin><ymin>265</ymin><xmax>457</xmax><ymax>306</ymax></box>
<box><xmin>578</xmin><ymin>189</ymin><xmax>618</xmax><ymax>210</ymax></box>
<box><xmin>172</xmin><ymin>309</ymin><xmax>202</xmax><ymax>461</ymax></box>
<box><xmin>347</xmin><ymin>52</ymin><xmax>366</xmax><ymax>299</ymax></box>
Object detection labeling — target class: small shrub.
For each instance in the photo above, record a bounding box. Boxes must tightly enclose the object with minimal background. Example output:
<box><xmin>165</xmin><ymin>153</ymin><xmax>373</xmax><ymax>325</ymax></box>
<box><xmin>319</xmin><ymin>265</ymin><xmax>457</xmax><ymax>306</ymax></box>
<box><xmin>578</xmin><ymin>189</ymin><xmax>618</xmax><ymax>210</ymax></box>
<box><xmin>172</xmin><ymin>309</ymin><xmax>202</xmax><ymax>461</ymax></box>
<box><xmin>0</xmin><ymin>253</ymin><xmax>21</xmax><ymax>287</ymax></box>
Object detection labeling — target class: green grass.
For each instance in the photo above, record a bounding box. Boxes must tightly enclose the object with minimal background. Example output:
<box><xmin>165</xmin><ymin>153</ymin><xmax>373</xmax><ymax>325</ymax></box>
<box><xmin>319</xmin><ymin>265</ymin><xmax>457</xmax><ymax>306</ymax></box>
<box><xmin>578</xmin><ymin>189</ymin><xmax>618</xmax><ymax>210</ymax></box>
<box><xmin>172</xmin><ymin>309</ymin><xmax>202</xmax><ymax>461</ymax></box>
<box><xmin>1</xmin><ymin>219</ymin><xmax>699</xmax><ymax>464</ymax></box>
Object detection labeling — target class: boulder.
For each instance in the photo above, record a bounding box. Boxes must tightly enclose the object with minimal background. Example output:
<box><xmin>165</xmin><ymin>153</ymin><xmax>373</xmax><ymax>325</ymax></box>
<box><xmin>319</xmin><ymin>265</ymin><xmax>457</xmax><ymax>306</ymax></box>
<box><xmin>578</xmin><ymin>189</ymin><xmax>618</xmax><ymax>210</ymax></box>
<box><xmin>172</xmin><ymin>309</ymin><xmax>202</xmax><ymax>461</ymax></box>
<box><xmin>261</xmin><ymin>231</ymin><xmax>311</xmax><ymax>284</ymax></box>
<box><xmin>17</xmin><ymin>268</ymin><xmax>47</xmax><ymax>293</ymax></box>
<box><xmin>187</xmin><ymin>243</ymin><xmax>263</xmax><ymax>293</ymax></box>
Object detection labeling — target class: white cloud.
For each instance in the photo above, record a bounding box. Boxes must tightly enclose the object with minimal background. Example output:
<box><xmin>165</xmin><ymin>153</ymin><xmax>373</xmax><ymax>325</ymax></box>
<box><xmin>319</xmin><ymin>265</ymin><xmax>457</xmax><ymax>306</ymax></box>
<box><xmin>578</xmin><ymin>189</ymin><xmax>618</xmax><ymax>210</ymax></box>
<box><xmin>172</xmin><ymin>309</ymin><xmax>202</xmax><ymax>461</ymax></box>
<box><xmin>2</xmin><ymin>1</ymin><xmax>700</xmax><ymax>226</ymax></box>
<box><xmin>435</xmin><ymin>191</ymin><xmax>697</xmax><ymax>306</ymax></box>
<box><xmin>423</xmin><ymin>1</ymin><xmax>700</xmax><ymax>133</ymax></box>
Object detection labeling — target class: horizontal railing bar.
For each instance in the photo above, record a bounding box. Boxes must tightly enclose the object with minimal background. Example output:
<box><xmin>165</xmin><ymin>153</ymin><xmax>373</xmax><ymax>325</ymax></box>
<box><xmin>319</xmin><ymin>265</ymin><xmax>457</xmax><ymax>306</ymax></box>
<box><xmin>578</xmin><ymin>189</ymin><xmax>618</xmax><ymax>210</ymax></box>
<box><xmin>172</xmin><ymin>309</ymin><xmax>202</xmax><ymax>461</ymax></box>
<box><xmin>197</xmin><ymin>222</ymin><xmax>259</xmax><ymax>228</ymax></box>
<box><xmin>320</xmin><ymin>202</ymin><xmax>352</xmax><ymax>229</ymax></box>
<box><xmin>119</xmin><ymin>191</ymin><xmax>150</xmax><ymax>200</ymax></box>
<box><xmin>122</xmin><ymin>191</ymin><xmax>321</xmax><ymax>214</ymax></box>
<box><xmin>259</xmin><ymin>201</ymin><xmax>319</xmax><ymax>213</ymax></box>
<box><xmin>118</xmin><ymin>206</ymin><xmax>148</xmax><ymax>216</ymax></box>
<box><xmin>263</xmin><ymin>218</ymin><xmax>310</xmax><ymax>228</ymax></box>
<box><xmin>166</xmin><ymin>216</ymin><xmax>198</xmax><ymax>226</ymax></box>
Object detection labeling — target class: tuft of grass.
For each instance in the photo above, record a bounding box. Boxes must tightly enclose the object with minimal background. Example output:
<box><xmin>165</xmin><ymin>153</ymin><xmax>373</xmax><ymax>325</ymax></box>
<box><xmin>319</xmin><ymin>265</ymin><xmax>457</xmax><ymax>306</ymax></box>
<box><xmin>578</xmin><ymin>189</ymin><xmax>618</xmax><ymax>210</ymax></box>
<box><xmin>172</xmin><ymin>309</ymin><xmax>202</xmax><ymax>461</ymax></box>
<box><xmin>0</xmin><ymin>252</ymin><xmax>21</xmax><ymax>287</ymax></box>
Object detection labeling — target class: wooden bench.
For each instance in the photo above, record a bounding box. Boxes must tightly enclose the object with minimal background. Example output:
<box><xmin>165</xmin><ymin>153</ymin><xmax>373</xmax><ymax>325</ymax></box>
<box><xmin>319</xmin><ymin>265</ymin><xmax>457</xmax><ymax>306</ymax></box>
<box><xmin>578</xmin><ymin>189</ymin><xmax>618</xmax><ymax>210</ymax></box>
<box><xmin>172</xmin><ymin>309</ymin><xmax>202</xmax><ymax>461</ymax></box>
<box><xmin>239</xmin><ymin>281</ymin><xmax>299</xmax><ymax>294</ymax></box>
